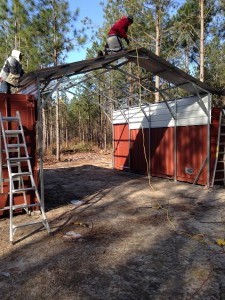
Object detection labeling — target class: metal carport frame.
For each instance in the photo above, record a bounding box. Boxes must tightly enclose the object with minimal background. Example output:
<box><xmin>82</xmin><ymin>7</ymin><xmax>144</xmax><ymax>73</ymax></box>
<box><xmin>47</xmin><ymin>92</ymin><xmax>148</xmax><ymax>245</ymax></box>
<box><xmin>18</xmin><ymin>47</ymin><xmax>222</xmax><ymax>202</ymax></box>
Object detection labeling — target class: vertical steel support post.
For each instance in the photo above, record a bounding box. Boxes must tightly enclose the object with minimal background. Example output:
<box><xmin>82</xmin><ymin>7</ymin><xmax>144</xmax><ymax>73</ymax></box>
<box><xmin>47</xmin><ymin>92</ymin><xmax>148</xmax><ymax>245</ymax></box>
<box><xmin>37</xmin><ymin>77</ymin><xmax>45</xmax><ymax>210</ymax></box>
<box><xmin>191</xmin><ymin>84</ymin><xmax>211</xmax><ymax>186</ymax></box>
<box><xmin>148</xmin><ymin>104</ymin><xmax>151</xmax><ymax>177</ymax></box>
<box><xmin>111</xmin><ymin>101</ymin><xmax>115</xmax><ymax>170</ymax></box>
<box><xmin>0</xmin><ymin>130</ymin><xmax>2</xmax><ymax>193</ymax></box>
<box><xmin>111</xmin><ymin>103</ymin><xmax>114</xmax><ymax>168</ymax></box>
<box><xmin>128</xmin><ymin>103</ymin><xmax>131</xmax><ymax>172</ymax></box>
<box><xmin>207</xmin><ymin>93</ymin><xmax>211</xmax><ymax>187</ymax></box>
<box><xmin>174</xmin><ymin>99</ymin><xmax>177</xmax><ymax>182</ymax></box>
<box><xmin>112</xmin><ymin>122</ymin><xmax>115</xmax><ymax>169</ymax></box>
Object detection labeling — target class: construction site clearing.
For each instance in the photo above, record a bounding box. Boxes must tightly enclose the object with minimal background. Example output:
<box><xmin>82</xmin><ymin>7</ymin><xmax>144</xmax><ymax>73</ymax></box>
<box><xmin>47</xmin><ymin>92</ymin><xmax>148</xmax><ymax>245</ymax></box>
<box><xmin>0</xmin><ymin>151</ymin><xmax>225</xmax><ymax>299</ymax></box>
<box><xmin>0</xmin><ymin>47</ymin><xmax>225</xmax><ymax>299</ymax></box>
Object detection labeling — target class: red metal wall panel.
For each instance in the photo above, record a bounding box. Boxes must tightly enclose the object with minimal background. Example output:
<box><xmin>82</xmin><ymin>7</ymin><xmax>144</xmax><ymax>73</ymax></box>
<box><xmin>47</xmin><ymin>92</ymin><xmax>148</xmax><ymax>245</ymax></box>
<box><xmin>150</xmin><ymin>127</ymin><xmax>174</xmax><ymax>178</ymax></box>
<box><xmin>210</xmin><ymin>108</ymin><xmax>222</xmax><ymax>183</ymax></box>
<box><xmin>0</xmin><ymin>93</ymin><xmax>37</xmax><ymax>215</ymax></box>
<box><xmin>130</xmin><ymin>128</ymin><xmax>149</xmax><ymax>174</ymax></box>
<box><xmin>176</xmin><ymin>125</ymin><xmax>207</xmax><ymax>185</ymax></box>
<box><xmin>8</xmin><ymin>94</ymin><xmax>37</xmax><ymax>170</ymax></box>
<box><xmin>113</xmin><ymin>109</ymin><xmax>222</xmax><ymax>186</ymax></box>
<box><xmin>113</xmin><ymin>124</ymin><xmax>130</xmax><ymax>170</ymax></box>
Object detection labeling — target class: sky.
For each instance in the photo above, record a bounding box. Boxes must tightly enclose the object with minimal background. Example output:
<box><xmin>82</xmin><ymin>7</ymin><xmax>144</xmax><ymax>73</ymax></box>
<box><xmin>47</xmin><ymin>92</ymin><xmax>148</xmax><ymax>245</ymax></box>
<box><xmin>67</xmin><ymin>0</ymin><xmax>107</xmax><ymax>63</ymax></box>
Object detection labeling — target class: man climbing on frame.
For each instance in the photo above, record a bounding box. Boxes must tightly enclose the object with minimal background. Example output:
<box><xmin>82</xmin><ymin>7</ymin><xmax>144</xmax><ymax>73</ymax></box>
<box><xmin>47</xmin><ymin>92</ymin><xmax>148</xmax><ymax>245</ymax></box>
<box><xmin>0</xmin><ymin>49</ymin><xmax>25</xmax><ymax>94</ymax></box>
<box><xmin>98</xmin><ymin>15</ymin><xmax>133</xmax><ymax>56</ymax></box>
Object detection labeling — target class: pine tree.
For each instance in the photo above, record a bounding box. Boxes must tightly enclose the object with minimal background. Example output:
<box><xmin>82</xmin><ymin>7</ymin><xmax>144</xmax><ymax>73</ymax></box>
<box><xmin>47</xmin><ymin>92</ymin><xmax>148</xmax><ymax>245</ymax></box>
<box><xmin>30</xmin><ymin>0</ymin><xmax>79</xmax><ymax>67</ymax></box>
<box><xmin>166</xmin><ymin>0</ymin><xmax>216</xmax><ymax>80</ymax></box>
<box><xmin>0</xmin><ymin>0</ymin><xmax>10</xmax><ymax>64</ymax></box>
<box><xmin>30</xmin><ymin>0</ymin><xmax>82</xmax><ymax>161</ymax></box>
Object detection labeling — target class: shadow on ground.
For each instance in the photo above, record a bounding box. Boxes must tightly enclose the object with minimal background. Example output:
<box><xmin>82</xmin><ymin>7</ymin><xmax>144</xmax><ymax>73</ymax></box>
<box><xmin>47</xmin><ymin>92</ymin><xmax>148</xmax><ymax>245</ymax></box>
<box><xmin>43</xmin><ymin>164</ymin><xmax>142</xmax><ymax>211</ymax></box>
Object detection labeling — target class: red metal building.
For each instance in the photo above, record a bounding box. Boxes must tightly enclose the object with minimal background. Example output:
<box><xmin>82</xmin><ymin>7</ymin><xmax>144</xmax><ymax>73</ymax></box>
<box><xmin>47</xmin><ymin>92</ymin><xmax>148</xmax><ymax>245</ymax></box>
<box><xmin>113</xmin><ymin>96</ymin><xmax>221</xmax><ymax>187</ymax></box>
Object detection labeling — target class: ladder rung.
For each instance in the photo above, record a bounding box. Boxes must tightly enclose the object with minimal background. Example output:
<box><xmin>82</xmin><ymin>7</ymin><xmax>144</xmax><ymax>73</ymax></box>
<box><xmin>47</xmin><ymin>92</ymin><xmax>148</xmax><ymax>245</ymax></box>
<box><xmin>12</xmin><ymin>220</ymin><xmax>45</xmax><ymax>229</ymax></box>
<box><xmin>1</xmin><ymin>177</ymin><xmax>20</xmax><ymax>182</ymax></box>
<box><xmin>4</xmin><ymin>130</ymin><xmax>22</xmax><ymax>135</ymax></box>
<box><xmin>8</xmin><ymin>157</ymin><xmax>31</xmax><ymax>162</ymax></box>
<box><xmin>7</xmin><ymin>149</ymin><xmax>20</xmax><ymax>153</ymax></box>
<box><xmin>7</xmin><ymin>144</ymin><xmax>25</xmax><ymax>148</ymax></box>
<box><xmin>11</xmin><ymin>172</ymin><xmax>32</xmax><ymax>177</ymax></box>
<box><xmin>0</xmin><ymin>203</ymin><xmax>41</xmax><ymax>211</ymax></box>
<box><xmin>13</xmin><ymin>203</ymin><xmax>40</xmax><ymax>210</ymax></box>
<box><xmin>4</xmin><ymin>134</ymin><xmax>20</xmax><ymax>138</ymax></box>
<box><xmin>12</xmin><ymin>187</ymin><xmax>36</xmax><ymax>193</ymax></box>
<box><xmin>2</xmin><ymin>117</ymin><xmax>20</xmax><ymax>122</ymax></box>
<box><xmin>214</xmin><ymin>179</ymin><xmax>225</xmax><ymax>182</ymax></box>
<box><xmin>217</xmin><ymin>160</ymin><xmax>225</xmax><ymax>162</ymax></box>
<box><xmin>215</xmin><ymin>170</ymin><xmax>225</xmax><ymax>173</ymax></box>
<box><xmin>2</xmin><ymin>162</ymin><xmax>21</xmax><ymax>167</ymax></box>
<box><xmin>2</xmin><ymin>149</ymin><xmax>21</xmax><ymax>153</ymax></box>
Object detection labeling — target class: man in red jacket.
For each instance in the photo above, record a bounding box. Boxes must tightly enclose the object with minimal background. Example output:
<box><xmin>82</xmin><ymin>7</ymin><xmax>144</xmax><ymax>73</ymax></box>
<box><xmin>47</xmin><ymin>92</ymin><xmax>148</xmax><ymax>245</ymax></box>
<box><xmin>98</xmin><ymin>15</ymin><xmax>133</xmax><ymax>56</ymax></box>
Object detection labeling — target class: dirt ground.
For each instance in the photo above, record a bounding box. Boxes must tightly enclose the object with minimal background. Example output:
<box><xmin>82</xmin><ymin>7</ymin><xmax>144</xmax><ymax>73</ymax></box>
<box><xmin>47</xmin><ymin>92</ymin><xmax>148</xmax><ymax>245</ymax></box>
<box><xmin>0</xmin><ymin>151</ymin><xmax>225</xmax><ymax>299</ymax></box>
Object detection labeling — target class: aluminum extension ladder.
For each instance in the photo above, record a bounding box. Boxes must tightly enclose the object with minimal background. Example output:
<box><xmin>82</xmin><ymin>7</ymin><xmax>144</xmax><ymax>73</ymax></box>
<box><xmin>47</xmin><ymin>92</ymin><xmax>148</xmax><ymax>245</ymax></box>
<box><xmin>0</xmin><ymin>111</ymin><xmax>50</xmax><ymax>243</ymax></box>
<box><xmin>211</xmin><ymin>110</ymin><xmax>225</xmax><ymax>187</ymax></box>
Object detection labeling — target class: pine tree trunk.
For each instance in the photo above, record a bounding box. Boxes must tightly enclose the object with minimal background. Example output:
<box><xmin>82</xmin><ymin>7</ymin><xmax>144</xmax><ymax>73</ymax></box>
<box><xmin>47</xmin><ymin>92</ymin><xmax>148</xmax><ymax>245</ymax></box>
<box><xmin>42</xmin><ymin>108</ymin><xmax>46</xmax><ymax>153</ymax></box>
<box><xmin>56</xmin><ymin>92</ymin><xmax>60</xmax><ymax>161</ymax></box>
<box><xmin>199</xmin><ymin>0</ymin><xmax>204</xmax><ymax>82</ymax></box>
<box><xmin>78</xmin><ymin>109</ymin><xmax>81</xmax><ymax>143</ymax></box>
<box><xmin>104</xmin><ymin>129</ymin><xmax>107</xmax><ymax>150</ymax></box>
<box><xmin>155</xmin><ymin>5</ymin><xmax>161</xmax><ymax>102</ymax></box>
<box><xmin>128</xmin><ymin>63</ymin><xmax>133</xmax><ymax>106</ymax></box>
<box><xmin>185</xmin><ymin>47</ymin><xmax>189</xmax><ymax>73</ymax></box>
<box><xmin>98</xmin><ymin>91</ymin><xmax>102</xmax><ymax>148</ymax></box>
<box><xmin>65</xmin><ymin>127</ymin><xmax>68</xmax><ymax>148</ymax></box>
<box><xmin>50</xmin><ymin>106</ymin><xmax>54</xmax><ymax>148</ymax></box>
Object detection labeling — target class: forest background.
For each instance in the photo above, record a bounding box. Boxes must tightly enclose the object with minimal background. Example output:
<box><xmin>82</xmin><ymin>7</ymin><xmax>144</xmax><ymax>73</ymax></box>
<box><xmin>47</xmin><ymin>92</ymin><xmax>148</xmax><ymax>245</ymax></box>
<box><xmin>0</xmin><ymin>0</ymin><xmax>225</xmax><ymax>160</ymax></box>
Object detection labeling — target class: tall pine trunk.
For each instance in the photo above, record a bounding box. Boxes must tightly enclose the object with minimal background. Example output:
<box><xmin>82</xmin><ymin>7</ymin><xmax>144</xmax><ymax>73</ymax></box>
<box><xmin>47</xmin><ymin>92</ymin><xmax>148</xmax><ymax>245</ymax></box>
<box><xmin>199</xmin><ymin>0</ymin><xmax>204</xmax><ymax>82</ymax></box>
<box><xmin>155</xmin><ymin>4</ymin><xmax>161</xmax><ymax>102</ymax></box>
<box><xmin>56</xmin><ymin>91</ymin><xmax>60</xmax><ymax>161</ymax></box>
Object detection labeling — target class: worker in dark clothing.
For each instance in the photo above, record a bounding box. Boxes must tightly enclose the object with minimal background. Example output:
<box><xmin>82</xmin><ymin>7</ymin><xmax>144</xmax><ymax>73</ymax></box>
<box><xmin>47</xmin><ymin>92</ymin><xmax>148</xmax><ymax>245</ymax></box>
<box><xmin>0</xmin><ymin>49</ymin><xmax>25</xmax><ymax>94</ymax></box>
<box><xmin>98</xmin><ymin>15</ymin><xmax>133</xmax><ymax>57</ymax></box>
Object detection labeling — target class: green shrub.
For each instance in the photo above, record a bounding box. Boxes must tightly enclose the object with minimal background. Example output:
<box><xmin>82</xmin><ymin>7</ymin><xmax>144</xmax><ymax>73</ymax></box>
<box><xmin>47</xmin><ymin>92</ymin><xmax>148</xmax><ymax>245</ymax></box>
<box><xmin>60</xmin><ymin>141</ymin><xmax>93</xmax><ymax>154</ymax></box>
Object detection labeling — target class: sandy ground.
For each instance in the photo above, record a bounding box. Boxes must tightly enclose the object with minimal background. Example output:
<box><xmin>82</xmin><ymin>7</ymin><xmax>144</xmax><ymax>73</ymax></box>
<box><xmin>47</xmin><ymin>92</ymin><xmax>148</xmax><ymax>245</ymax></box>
<box><xmin>0</xmin><ymin>151</ymin><xmax>225</xmax><ymax>299</ymax></box>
